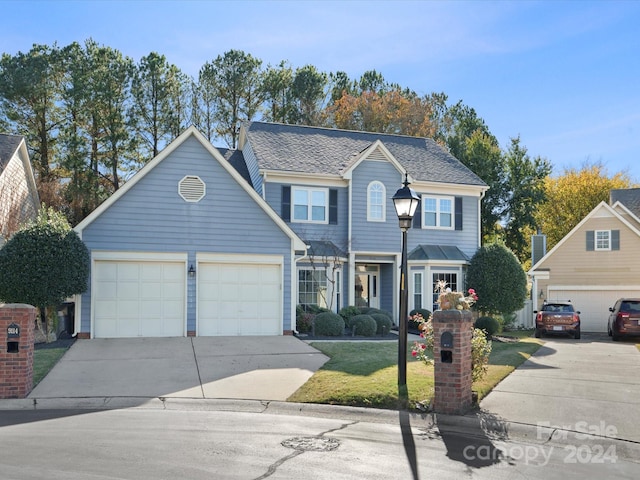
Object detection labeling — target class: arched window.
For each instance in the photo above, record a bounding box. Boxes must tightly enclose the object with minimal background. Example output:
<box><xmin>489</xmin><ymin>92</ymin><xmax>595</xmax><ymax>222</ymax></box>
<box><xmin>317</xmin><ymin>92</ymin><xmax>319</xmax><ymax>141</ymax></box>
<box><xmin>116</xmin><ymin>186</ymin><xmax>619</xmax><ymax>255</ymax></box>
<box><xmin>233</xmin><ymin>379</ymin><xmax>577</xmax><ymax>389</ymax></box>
<box><xmin>367</xmin><ymin>181</ymin><xmax>385</xmax><ymax>222</ymax></box>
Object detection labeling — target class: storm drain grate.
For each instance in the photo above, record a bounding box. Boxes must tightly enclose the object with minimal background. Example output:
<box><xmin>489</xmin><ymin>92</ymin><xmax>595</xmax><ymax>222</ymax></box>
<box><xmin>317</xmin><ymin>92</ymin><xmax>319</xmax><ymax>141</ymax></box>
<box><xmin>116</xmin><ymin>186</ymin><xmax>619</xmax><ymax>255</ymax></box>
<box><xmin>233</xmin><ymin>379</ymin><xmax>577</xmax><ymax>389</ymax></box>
<box><xmin>281</xmin><ymin>436</ymin><xmax>340</xmax><ymax>452</ymax></box>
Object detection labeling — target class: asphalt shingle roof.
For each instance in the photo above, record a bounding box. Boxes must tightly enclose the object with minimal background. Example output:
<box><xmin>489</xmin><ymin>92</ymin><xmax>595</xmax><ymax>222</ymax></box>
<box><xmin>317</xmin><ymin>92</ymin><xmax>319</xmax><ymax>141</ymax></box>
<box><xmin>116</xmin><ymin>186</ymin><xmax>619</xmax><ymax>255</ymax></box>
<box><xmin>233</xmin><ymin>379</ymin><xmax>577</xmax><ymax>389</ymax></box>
<box><xmin>244</xmin><ymin>122</ymin><xmax>487</xmax><ymax>187</ymax></box>
<box><xmin>611</xmin><ymin>188</ymin><xmax>640</xmax><ymax>218</ymax></box>
<box><xmin>0</xmin><ymin>133</ymin><xmax>23</xmax><ymax>175</ymax></box>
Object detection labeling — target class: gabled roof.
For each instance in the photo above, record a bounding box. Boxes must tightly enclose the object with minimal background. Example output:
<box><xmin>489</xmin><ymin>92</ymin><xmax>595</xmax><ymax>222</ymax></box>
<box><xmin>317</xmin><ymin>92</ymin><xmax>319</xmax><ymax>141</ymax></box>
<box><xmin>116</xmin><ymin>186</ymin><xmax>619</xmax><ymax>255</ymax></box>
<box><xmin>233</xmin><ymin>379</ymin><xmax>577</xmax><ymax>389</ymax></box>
<box><xmin>529</xmin><ymin>201</ymin><xmax>640</xmax><ymax>274</ymax></box>
<box><xmin>0</xmin><ymin>133</ymin><xmax>25</xmax><ymax>174</ymax></box>
<box><xmin>610</xmin><ymin>188</ymin><xmax>640</xmax><ymax>219</ymax></box>
<box><xmin>408</xmin><ymin>244</ymin><xmax>470</xmax><ymax>262</ymax></box>
<box><xmin>243</xmin><ymin>122</ymin><xmax>487</xmax><ymax>187</ymax></box>
<box><xmin>74</xmin><ymin>126</ymin><xmax>306</xmax><ymax>250</ymax></box>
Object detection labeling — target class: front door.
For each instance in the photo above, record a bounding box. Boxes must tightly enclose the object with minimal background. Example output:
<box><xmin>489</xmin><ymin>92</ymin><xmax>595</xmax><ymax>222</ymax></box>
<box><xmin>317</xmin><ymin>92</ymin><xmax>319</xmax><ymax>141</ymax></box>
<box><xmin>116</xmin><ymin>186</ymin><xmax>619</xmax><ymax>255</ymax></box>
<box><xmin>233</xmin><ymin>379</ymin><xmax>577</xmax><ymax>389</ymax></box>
<box><xmin>355</xmin><ymin>264</ymin><xmax>379</xmax><ymax>309</ymax></box>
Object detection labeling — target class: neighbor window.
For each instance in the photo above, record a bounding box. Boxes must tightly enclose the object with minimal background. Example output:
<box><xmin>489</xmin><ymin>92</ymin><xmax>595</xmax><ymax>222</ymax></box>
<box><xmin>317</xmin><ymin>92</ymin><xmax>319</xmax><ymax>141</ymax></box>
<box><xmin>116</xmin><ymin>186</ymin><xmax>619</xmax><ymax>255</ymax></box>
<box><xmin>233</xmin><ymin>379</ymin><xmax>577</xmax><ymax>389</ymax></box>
<box><xmin>298</xmin><ymin>269</ymin><xmax>328</xmax><ymax>310</ymax></box>
<box><xmin>293</xmin><ymin>187</ymin><xmax>328</xmax><ymax>223</ymax></box>
<box><xmin>367</xmin><ymin>181</ymin><xmax>385</xmax><ymax>221</ymax></box>
<box><xmin>413</xmin><ymin>272</ymin><xmax>423</xmax><ymax>310</ymax></box>
<box><xmin>423</xmin><ymin>195</ymin><xmax>453</xmax><ymax>229</ymax></box>
<box><xmin>595</xmin><ymin>230</ymin><xmax>610</xmax><ymax>250</ymax></box>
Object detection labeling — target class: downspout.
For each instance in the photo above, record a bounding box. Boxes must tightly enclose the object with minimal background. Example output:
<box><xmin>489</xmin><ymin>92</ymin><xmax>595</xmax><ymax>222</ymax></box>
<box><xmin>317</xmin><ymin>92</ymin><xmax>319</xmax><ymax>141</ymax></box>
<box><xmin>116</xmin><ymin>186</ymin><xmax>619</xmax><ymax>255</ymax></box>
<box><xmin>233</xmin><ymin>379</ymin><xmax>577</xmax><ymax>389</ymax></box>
<box><xmin>292</xmin><ymin>244</ymin><xmax>310</xmax><ymax>335</ymax></box>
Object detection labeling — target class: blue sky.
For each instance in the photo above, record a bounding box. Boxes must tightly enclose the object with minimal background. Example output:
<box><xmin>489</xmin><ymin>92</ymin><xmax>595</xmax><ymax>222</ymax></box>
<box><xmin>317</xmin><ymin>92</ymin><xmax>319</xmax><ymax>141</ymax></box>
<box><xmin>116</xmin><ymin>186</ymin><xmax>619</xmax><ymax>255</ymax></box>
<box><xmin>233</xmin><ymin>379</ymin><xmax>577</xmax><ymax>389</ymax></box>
<box><xmin>2</xmin><ymin>0</ymin><xmax>639</xmax><ymax>180</ymax></box>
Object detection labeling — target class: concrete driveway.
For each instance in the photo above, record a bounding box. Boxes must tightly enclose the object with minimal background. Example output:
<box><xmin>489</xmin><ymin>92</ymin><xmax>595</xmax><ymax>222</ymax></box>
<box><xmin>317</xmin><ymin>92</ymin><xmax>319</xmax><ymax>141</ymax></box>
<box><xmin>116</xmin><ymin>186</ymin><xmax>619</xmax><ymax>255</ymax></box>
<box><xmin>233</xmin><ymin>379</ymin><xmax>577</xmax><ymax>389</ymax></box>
<box><xmin>480</xmin><ymin>332</ymin><xmax>640</xmax><ymax>444</ymax></box>
<box><xmin>28</xmin><ymin>336</ymin><xmax>328</xmax><ymax>405</ymax></box>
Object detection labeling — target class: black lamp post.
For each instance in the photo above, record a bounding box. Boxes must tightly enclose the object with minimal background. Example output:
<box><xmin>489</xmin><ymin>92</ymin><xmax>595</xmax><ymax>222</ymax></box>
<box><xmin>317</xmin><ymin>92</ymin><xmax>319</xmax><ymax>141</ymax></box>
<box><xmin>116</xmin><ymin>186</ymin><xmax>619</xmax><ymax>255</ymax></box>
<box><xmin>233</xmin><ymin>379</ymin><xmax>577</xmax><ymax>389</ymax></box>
<box><xmin>392</xmin><ymin>174</ymin><xmax>420</xmax><ymax>388</ymax></box>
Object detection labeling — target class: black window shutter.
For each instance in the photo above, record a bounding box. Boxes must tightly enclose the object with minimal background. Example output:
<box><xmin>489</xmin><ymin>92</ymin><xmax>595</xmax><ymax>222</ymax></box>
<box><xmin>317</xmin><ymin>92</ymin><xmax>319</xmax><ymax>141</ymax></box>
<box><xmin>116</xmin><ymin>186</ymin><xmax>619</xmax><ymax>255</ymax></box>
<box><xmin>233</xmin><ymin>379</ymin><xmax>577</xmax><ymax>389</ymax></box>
<box><xmin>413</xmin><ymin>198</ymin><xmax>422</xmax><ymax>228</ymax></box>
<box><xmin>612</xmin><ymin>230</ymin><xmax>620</xmax><ymax>250</ymax></box>
<box><xmin>281</xmin><ymin>186</ymin><xmax>291</xmax><ymax>222</ymax></box>
<box><xmin>455</xmin><ymin>197</ymin><xmax>463</xmax><ymax>231</ymax></box>
<box><xmin>329</xmin><ymin>189</ymin><xmax>338</xmax><ymax>225</ymax></box>
<box><xmin>586</xmin><ymin>231</ymin><xmax>594</xmax><ymax>251</ymax></box>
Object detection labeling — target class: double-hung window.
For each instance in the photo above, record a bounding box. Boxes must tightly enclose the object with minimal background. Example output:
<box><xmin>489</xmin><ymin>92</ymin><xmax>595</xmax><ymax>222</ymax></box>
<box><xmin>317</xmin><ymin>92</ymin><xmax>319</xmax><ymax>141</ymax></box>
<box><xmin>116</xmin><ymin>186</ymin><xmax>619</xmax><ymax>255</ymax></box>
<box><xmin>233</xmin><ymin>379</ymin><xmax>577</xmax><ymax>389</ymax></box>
<box><xmin>595</xmin><ymin>230</ymin><xmax>611</xmax><ymax>250</ymax></box>
<box><xmin>293</xmin><ymin>187</ymin><xmax>328</xmax><ymax>223</ymax></box>
<box><xmin>423</xmin><ymin>195</ymin><xmax>453</xmax><ymax>229</ymax></box>
<box><xmin>298</xmin><ymin>269</ymin><xmax>328</xmax><ymax>310</ymax></box>
<box><xmin>367</xmin><ymin>181</ymin><xmax>385</xmax><ymax>222</ymax></box>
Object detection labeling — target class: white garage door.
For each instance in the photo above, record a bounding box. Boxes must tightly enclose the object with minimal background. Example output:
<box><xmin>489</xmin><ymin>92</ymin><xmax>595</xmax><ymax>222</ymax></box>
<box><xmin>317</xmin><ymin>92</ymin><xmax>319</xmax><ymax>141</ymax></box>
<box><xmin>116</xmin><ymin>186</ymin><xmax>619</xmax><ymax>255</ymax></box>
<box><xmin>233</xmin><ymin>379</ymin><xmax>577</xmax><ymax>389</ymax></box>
<box><xmin>198</xmin><ymin>261</ymin><xmax>282</xmax><ymax>336</ymax></box>
<box><xmin>93</xmin><ymin>261</ymin><xmax>186</xmax><ymax>338</ymax></box>
<box><xmin>550</xmin><ymin>289</ymin><xmax>640</xmax><ymax>332</ymax></box>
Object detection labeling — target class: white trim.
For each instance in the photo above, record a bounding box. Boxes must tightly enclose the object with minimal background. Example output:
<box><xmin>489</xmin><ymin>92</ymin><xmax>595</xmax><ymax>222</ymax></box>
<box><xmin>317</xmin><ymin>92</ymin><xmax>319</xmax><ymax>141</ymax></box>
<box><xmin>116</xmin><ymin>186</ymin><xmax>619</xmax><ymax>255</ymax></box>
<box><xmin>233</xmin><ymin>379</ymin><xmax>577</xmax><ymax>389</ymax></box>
<box><xmin>412</xmin><ymin>271</ymin><xmax>424</xmax><ymax>311</ymax></box>
<box><xmin>291</xmin><ymin>186</ymin><xmax>329</xmax><ymax>224</ymax></box>
<box><xmin>90</xmin><ymin>252</ymin><xmax>188</xmax><ymax>339</ymax></box>
<box><xmin>72</xmin><ymin>293</ymin><xmax>81</xmax><ymax>337</ymax></box>
<box><xmin>342</xmin><ymin>140</ymin><xmax>405</xmax><ymax>180</ymax></box>
<box><xmin>549</xmin><ymin>285</ymin><xmax>640</xmax><ymax>291</ymax></box>
<box><xmin>529</xmin><ymin>201</ymin><xmax>640</xmax><ymax>273</ymax></box>
<box><xmin>197</xmin><ymin>253</ymin><xmax>283</xmax><ymax>265</ymax></box>
<box><xmin>91</xmin><ymin>251</ymin><xmax>188</xmax><ymax>262</ymax></box>
<box><xmin>195</xmin><ymin>254</ymin><xmax>284</xmax><ymax>336</ymax></box>
<box><xmin>260</xmin><ymin>170</ymin><xmax>348</xmax><ymax>188</ymax></box>
<box><xmin>367</xmin><ymin>180</ymin><xmax>386</xmax><ymax>222</ymax></box>
<box><xmin>421</xmin><ymin>194</ymin><xmax>455</xmax><ymax>230</ymax></box>
<box><xmin>74</xmin><ymin>126</ymin><xmax>306</xmax><ymax>251</ymax></box>
<box><xmin>412</xmin><ymin>180</ymin><xmax>487</xmax><ymax>197</ymax></box>
<box><xmin>594</xmin><ymin>229</ymin><xmax>611</xmax><ymax>251</ymax></box>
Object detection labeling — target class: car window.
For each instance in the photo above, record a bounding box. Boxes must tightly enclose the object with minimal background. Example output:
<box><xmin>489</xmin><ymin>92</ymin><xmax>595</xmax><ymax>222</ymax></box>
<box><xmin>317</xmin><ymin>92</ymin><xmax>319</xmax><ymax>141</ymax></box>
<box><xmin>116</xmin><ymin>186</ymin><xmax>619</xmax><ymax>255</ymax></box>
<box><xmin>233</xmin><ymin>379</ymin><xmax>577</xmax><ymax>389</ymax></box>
<box><xmin>621</xmin><ymin>301</ymin><xmax>640</xmax><ymax>312</ymax></box>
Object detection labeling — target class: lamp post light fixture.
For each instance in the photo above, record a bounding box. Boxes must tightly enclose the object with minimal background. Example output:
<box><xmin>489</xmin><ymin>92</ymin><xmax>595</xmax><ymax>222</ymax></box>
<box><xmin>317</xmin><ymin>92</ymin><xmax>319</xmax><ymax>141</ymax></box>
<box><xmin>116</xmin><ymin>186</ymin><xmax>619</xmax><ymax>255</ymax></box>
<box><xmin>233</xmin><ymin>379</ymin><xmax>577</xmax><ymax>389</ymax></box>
<box><xmin>392</xmin><ymin>174</ymin><xmax>420</xmax><ymax>388</ymax></box>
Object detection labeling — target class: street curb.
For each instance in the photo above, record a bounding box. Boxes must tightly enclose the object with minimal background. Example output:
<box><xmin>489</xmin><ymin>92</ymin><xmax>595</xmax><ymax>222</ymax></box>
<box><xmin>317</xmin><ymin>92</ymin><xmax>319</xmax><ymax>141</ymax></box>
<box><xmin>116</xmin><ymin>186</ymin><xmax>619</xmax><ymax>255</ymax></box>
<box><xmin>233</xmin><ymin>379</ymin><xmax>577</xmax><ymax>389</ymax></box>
<box><xmin>3</xmin><ymin>396</ymin><xmax>639</xmax><ymax>461</ymax></box>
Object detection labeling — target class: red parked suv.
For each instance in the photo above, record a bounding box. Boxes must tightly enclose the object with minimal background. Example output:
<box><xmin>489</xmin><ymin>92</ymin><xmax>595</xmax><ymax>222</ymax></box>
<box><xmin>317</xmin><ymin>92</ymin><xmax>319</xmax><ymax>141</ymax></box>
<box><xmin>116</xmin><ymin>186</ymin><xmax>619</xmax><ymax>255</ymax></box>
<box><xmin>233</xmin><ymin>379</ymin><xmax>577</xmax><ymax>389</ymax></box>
<box><xmin>607</xmin><ymin>298</ymin><xmax>640</xmax><ymax>341</ymax></box>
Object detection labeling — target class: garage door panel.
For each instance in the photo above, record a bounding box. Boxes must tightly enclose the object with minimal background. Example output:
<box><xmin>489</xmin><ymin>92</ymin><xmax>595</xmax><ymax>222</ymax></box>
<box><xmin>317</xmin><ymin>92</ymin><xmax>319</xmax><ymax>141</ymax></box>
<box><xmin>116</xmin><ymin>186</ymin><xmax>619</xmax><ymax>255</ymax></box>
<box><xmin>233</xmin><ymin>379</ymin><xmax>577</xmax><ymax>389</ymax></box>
<box><xmin>551</xmin><ymin>289</ymin><xmax>640</xmax><ymax>332</ymax></box>
<box><xmin>93</xmin><ymin>260</ymin><xmax>185</xmax><ymax>338</ymax></box>
<box><xmin>198</xmin><ymin>261</ymin><xmax>282</xmax><ymax>336</ymax></box>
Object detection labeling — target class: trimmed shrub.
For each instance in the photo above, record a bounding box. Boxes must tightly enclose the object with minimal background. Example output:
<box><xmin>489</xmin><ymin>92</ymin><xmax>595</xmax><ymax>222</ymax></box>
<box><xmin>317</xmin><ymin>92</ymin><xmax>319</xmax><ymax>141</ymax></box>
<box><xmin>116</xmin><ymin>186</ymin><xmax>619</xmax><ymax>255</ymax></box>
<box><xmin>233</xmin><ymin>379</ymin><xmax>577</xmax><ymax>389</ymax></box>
<box><xmin>371</xmin><ymin>313</ymin><xmax>392</xmax><ymax>335</ymax></box>
<box><xmin>474</xmin><ymin>316</ymin><xmax>501</xmax><ymax>337</ymax></box>
<box><xmin>313</xmin><ymin>312</ymin><xmax>345</xmax><ymax>336</ymax></box>
<box><xmin>350</xmin><ymin>314</ymin><xmax>377</xmax><ymax>337</ymax></box>
<box><xmin>339</xmin><ymin>305</ymin><xmax>361</xmax><ymax>327</ymax></box>
<box><xmin>364</xmin><ymin>307</ymin><xmax>393</xmax><ymax>320</ymax></box>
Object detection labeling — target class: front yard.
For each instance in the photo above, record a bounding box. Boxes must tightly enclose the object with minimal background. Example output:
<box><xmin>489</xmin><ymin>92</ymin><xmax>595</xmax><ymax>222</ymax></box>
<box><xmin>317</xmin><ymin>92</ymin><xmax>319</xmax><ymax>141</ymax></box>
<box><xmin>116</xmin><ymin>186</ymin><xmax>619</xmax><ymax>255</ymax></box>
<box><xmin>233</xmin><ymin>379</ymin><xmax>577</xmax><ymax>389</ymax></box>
<box><xmin>288</xmin><ymin>330</ymin><xmax>542</xmax><ymax>410</ymax></box>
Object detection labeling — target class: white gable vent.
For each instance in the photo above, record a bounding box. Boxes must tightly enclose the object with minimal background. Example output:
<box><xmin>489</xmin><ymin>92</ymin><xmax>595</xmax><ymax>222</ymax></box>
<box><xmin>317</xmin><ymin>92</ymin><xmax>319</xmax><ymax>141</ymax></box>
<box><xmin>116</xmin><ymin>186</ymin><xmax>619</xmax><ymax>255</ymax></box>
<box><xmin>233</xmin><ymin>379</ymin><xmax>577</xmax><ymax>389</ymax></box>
<box><xmin>179</xmin><ymin>175</ymin><xmax>206</xmax><ymax>202</ymax></box>
<box><xmin>367</xmin><ymin>146</ymin><xmax>387</xmax><ymax>161</ymax></box>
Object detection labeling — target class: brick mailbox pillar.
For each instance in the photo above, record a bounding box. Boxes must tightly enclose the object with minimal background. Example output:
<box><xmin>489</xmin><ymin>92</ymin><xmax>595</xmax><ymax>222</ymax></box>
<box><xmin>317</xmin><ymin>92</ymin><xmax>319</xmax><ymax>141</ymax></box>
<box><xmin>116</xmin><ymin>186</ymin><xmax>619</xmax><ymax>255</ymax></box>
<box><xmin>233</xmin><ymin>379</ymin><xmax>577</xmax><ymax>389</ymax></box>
<box><xmin>432</xmin><ymin>309</ymin><xmax>474</xmax><ymax>415</ymax></box>
<box><xmin>0</xmin><ymin>304</ymin><xmax>36</xmax><ymax>398</ymax></box>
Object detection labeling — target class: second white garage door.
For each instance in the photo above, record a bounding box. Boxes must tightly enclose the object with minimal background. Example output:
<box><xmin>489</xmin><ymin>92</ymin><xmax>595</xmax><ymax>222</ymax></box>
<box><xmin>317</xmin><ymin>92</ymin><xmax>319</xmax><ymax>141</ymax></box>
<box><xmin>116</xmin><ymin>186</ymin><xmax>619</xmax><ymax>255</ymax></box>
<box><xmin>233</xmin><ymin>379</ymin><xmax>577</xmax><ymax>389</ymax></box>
<box><xmin>549</xmin><ymin>288</ymin><xmax>640</xmax><ymax>332</ymax></box>
<box><xmin>197</xmin><ymin>260</ymin><xmax>282</xmax><ymax>336</ymax></box>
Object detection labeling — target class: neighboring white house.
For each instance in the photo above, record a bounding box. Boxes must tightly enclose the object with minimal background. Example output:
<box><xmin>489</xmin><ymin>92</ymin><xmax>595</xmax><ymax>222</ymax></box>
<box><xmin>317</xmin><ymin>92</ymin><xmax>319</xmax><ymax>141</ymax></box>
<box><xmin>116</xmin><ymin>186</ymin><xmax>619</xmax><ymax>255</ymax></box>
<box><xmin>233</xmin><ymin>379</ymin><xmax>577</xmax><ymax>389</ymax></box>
<box><xmin>0</xmin><ymin>134</ymin><xmax>40</xmax><ymax>246</ymax></box>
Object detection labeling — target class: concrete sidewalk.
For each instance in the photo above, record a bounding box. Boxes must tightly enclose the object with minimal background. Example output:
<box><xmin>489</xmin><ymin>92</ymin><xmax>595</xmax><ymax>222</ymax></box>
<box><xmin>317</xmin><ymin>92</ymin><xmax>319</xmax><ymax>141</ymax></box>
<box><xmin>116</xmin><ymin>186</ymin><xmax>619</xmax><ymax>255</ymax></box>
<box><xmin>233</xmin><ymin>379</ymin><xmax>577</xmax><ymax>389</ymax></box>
<box><xmin>25</xmin><ymin>336</ymin><xmax>329</xmax><ymax>404</ymax></box>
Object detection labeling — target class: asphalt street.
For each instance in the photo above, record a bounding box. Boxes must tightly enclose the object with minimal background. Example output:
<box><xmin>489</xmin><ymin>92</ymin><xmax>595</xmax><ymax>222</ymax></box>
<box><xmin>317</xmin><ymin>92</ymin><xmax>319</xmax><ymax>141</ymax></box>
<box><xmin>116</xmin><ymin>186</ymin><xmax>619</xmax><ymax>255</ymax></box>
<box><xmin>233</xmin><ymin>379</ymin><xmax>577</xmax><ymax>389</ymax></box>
<box><xmin>0</xmin><ymin>402</ymin><xmax>638</xmax><ymax>480</ymax></box>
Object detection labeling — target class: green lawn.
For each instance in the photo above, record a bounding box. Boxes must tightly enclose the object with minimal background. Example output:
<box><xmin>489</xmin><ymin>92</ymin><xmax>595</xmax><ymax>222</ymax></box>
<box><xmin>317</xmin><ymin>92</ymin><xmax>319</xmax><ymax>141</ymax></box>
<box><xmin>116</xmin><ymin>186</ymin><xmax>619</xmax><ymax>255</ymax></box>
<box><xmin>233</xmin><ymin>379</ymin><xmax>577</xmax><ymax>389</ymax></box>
<box><xmin>288</xmin><ymin>330</ymin><xmax>542</xmax><ymax>411</ymax></box>
<box><xmin>33</xmin><ymin>348</ymin><xmax>68</xmax><ymax>386</ymax></box>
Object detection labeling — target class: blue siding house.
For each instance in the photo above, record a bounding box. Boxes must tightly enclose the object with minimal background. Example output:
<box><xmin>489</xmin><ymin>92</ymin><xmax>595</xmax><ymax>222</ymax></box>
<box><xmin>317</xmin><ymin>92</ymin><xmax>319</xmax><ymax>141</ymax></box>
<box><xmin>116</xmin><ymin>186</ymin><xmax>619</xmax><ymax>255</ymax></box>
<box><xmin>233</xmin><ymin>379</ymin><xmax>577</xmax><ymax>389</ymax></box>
<box><xmin>73</xmin><ymin>122</ymin><xmax>487</xmax><ymax>338</ymax></box>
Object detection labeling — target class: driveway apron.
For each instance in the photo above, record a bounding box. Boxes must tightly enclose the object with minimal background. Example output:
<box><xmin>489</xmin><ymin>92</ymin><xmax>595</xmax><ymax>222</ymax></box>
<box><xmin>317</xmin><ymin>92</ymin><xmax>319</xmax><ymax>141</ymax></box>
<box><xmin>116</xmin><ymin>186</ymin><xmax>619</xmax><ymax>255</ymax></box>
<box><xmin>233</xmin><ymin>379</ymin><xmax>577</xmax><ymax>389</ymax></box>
<box><xmin>480</xmin><ymin>333</ymin><xmax>640</xmax><ymax>443</ymax></box>
<box><xmin>28</xmin><ymin>336</ymin><xmax>328</xmax><ymax>404</ymax></box>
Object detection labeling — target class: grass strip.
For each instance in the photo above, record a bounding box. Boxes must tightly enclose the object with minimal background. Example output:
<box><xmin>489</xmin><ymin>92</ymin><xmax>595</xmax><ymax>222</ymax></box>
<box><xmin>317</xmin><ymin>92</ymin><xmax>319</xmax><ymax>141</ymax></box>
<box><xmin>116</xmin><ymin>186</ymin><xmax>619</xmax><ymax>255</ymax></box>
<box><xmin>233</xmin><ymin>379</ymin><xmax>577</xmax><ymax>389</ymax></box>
<box><xmin>33</xmin><ymin>348</ymin><xmax>68</xmax><ymax>386</ymax></box>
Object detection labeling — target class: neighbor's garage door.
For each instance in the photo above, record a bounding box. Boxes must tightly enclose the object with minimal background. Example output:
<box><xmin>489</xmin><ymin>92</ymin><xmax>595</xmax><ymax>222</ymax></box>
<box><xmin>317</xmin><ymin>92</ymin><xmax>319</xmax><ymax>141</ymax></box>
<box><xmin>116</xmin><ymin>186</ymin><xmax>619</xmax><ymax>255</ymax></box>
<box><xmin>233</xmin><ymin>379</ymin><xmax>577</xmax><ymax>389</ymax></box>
<box><xmin>550</xmin><ymin>289</ymin><xmax>640</xmax><ymax>332</ymax></box>
<box><xmin>198</xmin><ymin>261</ymin><xmax>281</xmax><ymax>335</ymax></box>
<box><xmin>93</xmin><ymin>261</ymin><xmax>186</xmax><ymax>338</ymax></box>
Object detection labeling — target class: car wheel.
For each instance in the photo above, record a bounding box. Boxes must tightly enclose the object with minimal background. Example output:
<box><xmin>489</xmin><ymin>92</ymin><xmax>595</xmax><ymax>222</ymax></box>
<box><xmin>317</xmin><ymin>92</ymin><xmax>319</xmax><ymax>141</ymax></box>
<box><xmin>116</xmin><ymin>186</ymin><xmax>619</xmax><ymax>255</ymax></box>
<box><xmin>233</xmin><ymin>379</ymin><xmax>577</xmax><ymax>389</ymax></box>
<box><xmin>534</xmin><ymin>328</ymin><xmax>541</xmax><ymax>338</ymax></box>
<box><xmin>574</xmin><ymin>328</ymin><xmax>580</xmax><ymax>340</ymax></box>
<box><xmin>612</xmin><ymin>332</ymin><xmax>620</xmax><ymax>342</ymax></box>
<box><xmin>607</xmin><ymin>325</ymin><xmax>612</xmax><ymax>336</ymax></box>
